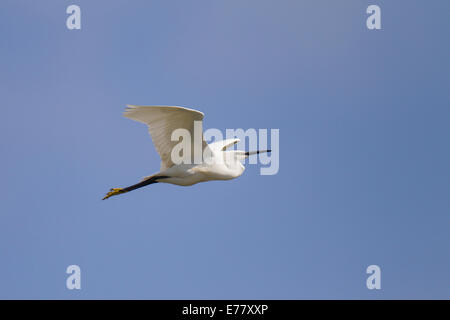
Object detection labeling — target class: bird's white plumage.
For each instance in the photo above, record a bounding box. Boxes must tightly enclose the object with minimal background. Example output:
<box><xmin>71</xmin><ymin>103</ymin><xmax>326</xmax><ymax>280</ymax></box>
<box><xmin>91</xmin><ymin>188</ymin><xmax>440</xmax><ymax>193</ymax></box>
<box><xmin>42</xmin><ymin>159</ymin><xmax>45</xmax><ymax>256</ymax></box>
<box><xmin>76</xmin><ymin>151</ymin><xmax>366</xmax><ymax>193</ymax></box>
<box><xmin>207</xmin><ymin>138</ymin><xmax>240</xmax><ymax>152</ymax></box>
<box><xmin>102</xmin><ymin>105</ymin><xmax>271</xmax><ymax>199</ymax></box>
<box><xmin>124</xmin><ymin>105</ymin><xmax>207</xmax><ymax>171</ymax></box>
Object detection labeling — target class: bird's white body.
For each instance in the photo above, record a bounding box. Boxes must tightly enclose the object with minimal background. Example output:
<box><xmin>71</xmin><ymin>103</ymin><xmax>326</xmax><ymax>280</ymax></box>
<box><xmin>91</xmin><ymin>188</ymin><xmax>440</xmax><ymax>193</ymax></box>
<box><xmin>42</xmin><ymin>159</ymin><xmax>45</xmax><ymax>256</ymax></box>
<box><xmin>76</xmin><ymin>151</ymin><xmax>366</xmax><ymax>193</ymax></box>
<box><xmin>103</xmin><ymin>105</ymin><xmax>268</xmax><ymax>199</ymax></box>
<box><xmin>159</xmin><ymin>156</ymin><xmax>245</xmax><ymax>186</ymax></box>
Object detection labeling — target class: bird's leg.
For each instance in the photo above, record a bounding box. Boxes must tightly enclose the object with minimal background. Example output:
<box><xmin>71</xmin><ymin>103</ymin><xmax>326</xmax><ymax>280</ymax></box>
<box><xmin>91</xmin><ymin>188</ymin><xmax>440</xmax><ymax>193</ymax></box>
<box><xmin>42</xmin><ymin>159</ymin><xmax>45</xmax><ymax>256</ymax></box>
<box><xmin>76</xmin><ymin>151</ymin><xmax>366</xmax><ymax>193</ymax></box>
<box><xmin>102</xmin><ymin>188</ymin><xmax>127</xmax><ymax>200</ymax></box>
<box><xmin>102</xmin><ymin>175</ymin><xmax>169</xmax><ymax>200</ymax></box>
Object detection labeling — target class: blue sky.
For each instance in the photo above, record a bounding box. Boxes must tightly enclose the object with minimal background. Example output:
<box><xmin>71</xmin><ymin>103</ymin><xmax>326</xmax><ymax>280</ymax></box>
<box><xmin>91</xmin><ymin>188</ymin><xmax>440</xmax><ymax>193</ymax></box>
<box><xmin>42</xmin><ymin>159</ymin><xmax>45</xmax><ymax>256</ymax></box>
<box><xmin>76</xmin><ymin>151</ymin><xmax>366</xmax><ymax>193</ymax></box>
<box><xmin>0</xmin><ymin>0</ymin><xmax>449</xmax><ymax>299</ymax></box>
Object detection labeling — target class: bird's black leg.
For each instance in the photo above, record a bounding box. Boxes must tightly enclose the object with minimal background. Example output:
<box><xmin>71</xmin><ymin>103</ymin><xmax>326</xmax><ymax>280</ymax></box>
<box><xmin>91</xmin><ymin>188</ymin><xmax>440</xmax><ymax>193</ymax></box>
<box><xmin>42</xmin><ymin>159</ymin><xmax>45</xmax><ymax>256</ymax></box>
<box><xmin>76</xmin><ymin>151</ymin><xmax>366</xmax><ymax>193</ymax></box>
<box><xmin>102</xmin><ymin>176</ymin><xmax>169</xmax><ymax>200</ymax></box>
<box><xmin>122</xmin><ymin>175</ymin><xmax>169</xmax><ymax>192</ymax></box>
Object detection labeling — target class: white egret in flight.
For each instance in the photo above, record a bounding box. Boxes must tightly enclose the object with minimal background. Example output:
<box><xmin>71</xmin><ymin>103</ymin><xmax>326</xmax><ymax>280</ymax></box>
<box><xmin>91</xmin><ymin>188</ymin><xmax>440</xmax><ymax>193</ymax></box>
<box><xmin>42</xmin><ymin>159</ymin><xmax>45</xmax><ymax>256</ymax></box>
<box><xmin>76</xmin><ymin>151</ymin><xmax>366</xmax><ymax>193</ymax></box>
<box><xmin>103</xmin><ymin>106</ymin><xmax>270</xmax><ymax>200</ymax></box>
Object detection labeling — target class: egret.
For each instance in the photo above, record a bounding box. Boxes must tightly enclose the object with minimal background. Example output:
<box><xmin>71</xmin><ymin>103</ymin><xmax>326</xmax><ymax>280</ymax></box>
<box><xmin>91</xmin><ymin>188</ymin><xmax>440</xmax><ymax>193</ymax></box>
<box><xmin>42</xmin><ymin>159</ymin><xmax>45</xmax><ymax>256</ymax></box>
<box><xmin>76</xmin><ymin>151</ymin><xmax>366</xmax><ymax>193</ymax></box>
<box><xmin>103</xmin><ymin>105</ymin><xmax>270</xmax><ymax>200</ymax></box>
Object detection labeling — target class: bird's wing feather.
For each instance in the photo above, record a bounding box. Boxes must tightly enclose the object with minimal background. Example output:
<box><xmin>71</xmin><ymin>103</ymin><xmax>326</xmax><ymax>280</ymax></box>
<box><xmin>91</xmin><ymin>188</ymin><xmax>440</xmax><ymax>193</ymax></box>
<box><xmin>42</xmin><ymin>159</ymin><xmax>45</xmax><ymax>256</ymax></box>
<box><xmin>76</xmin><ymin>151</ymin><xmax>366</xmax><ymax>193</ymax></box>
<box><xmin>208</xmin><ymin>138</ymin><xmax>240</xmax><ymax>152</ymax></box>
<box><xmin>124</xmin><ymin>105</ymin><xmax>207</xmax><ymax>171</ymax></box>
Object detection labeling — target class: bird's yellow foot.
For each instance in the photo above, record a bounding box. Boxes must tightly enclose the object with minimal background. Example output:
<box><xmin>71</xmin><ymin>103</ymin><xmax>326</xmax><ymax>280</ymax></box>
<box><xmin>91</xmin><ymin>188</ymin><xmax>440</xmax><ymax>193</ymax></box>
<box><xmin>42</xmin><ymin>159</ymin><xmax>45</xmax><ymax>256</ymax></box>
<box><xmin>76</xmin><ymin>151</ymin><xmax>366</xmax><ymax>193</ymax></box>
<box><xmin>102</xmin><ymin>188</ymin><xmax>126</xmax><ymax>200</ymax></box>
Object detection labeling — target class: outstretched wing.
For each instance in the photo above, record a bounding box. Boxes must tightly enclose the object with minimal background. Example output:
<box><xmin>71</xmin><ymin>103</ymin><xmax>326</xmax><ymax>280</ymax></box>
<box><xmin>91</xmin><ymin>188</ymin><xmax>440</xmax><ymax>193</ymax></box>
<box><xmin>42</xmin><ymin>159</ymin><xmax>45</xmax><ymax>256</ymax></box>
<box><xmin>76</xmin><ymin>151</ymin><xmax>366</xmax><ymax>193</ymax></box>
<box><xmin>207</xmin><ymin>138</ymin><xmax>240</xmax><ymax>153</ymax></box>
<box><xmin>124</xmin><ymin>105</ymin><xmax>207</xmax><ymax>171</ymax></box>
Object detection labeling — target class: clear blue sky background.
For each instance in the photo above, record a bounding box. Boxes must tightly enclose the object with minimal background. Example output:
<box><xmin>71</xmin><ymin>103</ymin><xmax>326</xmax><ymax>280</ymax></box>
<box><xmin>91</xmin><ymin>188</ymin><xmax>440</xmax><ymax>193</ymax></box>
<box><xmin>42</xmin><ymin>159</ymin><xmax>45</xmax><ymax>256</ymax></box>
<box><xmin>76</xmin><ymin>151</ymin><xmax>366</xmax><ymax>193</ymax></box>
<box><xmin>0</xmin><ymin>0</ymin><xmax>449</xmax><ymax>299</ymax></box>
